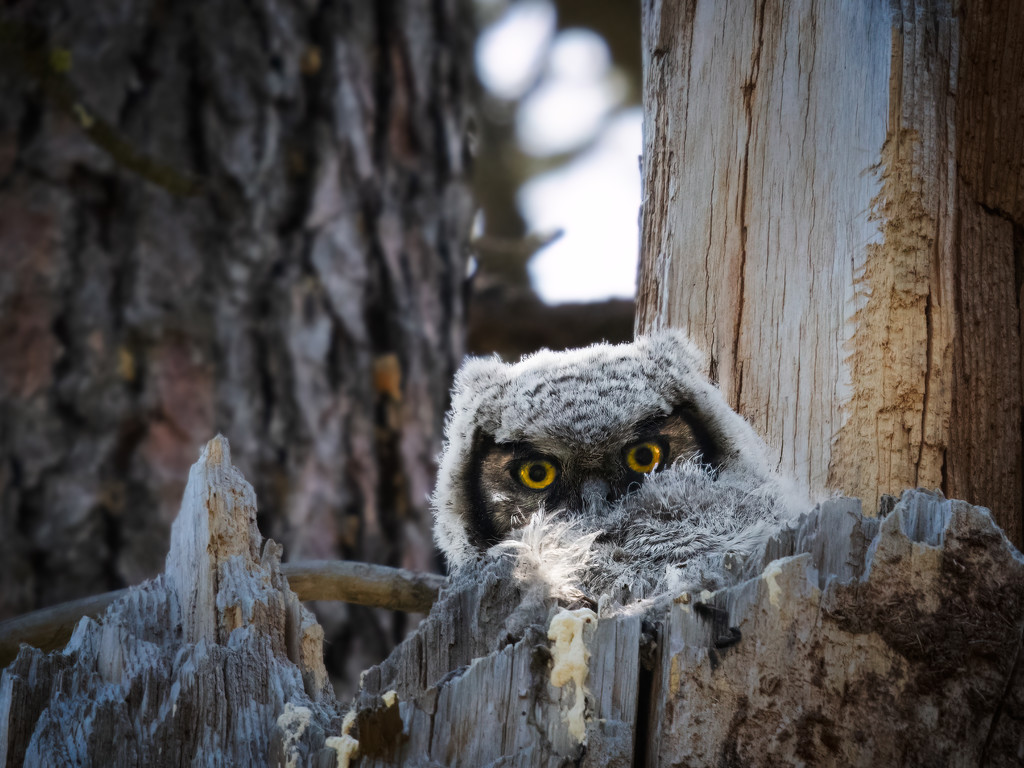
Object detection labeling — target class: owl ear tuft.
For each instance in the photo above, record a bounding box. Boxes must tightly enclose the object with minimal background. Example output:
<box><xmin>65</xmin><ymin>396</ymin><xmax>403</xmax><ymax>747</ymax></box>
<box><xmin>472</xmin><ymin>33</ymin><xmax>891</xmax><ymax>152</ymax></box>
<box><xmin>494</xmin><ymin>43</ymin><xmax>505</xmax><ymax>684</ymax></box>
<box><xmin>452</xmin><ymin>355</ymin><xmax>507</xmax><ymax>399</ymax></box>
<box><xmin>642</xmin><ymin>327</ymin><xmax>707</xmax><ymax>373</ymax></box>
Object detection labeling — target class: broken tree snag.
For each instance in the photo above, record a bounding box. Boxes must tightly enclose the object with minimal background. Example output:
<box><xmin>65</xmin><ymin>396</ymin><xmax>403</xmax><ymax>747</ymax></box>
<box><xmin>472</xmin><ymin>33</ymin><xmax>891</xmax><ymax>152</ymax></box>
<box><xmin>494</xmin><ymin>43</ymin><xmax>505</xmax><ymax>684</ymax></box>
<box><xmin>352</xmin><ymin>554</ymin><xmax>642</xmax><ymax>767</ymax></box>
<box><xmin>637</xmin><ymin>0</ymin><xmax>1024</xmax><ymax>545</ymax></box>
<box><xmin>649</xmin><ymin>490</ymin><xmax>1024</xmax><ymax>764</ymax></box>
<box><xmin>0</xmin><ymin>559</ymin><xmax>447</xmax><ymax>668</ymax></box>
<box><xmin>0</xmin><ymin>437</ymin><xmax>344</xmax><ymax>767</ymax></box>
<box><xmin>347</xmin><ymin>489</ymin><xmax>1024</xmax><ymax>766</ymax></box>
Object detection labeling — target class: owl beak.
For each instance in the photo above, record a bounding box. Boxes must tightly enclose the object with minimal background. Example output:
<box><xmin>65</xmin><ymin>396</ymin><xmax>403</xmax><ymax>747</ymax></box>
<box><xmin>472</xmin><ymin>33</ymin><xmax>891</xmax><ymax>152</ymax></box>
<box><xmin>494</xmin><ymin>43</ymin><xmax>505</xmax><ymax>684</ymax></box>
<box><xmin>580</xmin><ymin>477</ymin><xmax>612</xmax><ymax>510</ymax></box>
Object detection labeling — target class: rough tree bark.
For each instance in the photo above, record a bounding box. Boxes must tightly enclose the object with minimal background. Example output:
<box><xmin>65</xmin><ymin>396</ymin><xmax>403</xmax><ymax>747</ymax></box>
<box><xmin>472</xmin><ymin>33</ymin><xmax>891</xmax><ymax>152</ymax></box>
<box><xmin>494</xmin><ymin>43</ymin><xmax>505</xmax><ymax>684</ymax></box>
<box><xmin>5</xmin><ymin>3</ymin><xmax>1024</xmax><ymax>767</ymax></box>
<box><xmin>636</xmin><ymin>0</ymin><xmax>1024</xmax><ymax>547</ymax></box>
<box><xmin>0</xmin><ymin>0</ymin><xmax>474</xmax><ymax>687</ymax></box>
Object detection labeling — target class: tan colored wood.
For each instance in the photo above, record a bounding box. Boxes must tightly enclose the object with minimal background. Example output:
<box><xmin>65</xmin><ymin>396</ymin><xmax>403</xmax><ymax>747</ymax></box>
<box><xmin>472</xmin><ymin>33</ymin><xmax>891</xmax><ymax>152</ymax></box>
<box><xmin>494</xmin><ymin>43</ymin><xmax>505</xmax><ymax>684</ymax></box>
<box><xmin>947</xmin><ymin>0</ymin><xmax>1024</xmax><ymax>545</ymax></box>
<box><xmin>280</xmin><ymin>561</ymin><xmax>445</xmax><ymax>613</ymax></box>
<box><xmin>637</xmin><ymin>0</ymin><xmax>1024</xmax><ymax>545</ymax></box>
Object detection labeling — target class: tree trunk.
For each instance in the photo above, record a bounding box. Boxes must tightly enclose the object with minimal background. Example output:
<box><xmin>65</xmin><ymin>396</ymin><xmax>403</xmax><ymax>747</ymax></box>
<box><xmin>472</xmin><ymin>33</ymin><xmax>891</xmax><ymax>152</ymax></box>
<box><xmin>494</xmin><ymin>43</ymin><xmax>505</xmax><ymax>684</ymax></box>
<box><xmin>0</xmin><ymin>0</ymin><xmax>474</xmax><ymax>688</ymax></box>
<box><xmin>7</xmin><ymin>3</ymin><xmax>1024</xmax><ymax>766</ymax></box>
<box><xmin>636</xmin><ymin>0</ymin><xmax>1024</xmax><ymax>547</ymax></box>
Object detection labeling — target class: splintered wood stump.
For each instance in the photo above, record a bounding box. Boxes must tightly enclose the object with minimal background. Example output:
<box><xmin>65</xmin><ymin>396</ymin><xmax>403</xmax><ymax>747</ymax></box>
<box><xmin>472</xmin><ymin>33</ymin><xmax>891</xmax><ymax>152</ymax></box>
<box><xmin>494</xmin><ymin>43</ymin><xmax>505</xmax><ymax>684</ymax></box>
<box><xmin>3</xmin><ymin>440</ymin><xmax>1023</xmax><ymax>766</ymax></box>
<box><xmin>0</xmin><ymin>437</ymin><xmax>343</xmax><ymax>767</ymax></box>
<box><xmin>352</xmin><ymin>490</ymin><xmax>1024</xmax><ymax>766</ymax></box>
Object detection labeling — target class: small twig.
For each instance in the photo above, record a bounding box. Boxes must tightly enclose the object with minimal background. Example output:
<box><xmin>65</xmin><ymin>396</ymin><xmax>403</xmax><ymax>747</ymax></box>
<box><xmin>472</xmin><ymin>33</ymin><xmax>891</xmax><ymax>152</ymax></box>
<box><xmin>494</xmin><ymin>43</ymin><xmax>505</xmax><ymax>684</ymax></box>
<box><xmin>280</xmin><ymin>560</ymin><xmax>447</xmax><ymax>613</ymax></box>
<box><xmin>0</xmin><ymin>560</ymin><xmax>448</xmax><ymax>668</ymax></box>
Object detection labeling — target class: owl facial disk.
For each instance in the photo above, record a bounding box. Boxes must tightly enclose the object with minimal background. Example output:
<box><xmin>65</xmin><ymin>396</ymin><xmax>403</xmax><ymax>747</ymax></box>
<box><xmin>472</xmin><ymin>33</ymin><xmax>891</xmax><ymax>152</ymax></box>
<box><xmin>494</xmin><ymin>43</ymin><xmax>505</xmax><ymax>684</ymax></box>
<box><xmin>465</xmin><ymin>406</ymin><xmax>717</xmax><ymax>552</ymax></box>
<box><xmin>433</xmin><ymin>331</ymin><xmax>776</xmax><ymax>572</ymax></box>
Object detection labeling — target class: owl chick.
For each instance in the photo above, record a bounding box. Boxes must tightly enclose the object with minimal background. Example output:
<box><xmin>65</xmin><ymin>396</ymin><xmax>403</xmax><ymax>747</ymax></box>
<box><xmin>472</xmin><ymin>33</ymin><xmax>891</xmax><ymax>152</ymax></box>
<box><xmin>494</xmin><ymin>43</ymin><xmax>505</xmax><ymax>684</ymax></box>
<box><xmin>433</xmin><ymin>330</ymin><xmax>793</xmax><ymax>590</ymax></box>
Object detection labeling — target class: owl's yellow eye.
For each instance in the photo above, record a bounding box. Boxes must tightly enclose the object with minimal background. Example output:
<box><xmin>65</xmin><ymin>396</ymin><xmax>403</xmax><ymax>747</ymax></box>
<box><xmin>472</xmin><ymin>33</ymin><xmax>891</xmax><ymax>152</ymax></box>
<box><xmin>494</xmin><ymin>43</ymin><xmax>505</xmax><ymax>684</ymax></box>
<box><xmin>626</xmin><ymin>441</ymin><xmax>663</xmax><ymax>474</ymax></box>
<box><xmin>517</xmin><ymin>459</ymin><xmax>557</xmax><ymax>490</ymax></box>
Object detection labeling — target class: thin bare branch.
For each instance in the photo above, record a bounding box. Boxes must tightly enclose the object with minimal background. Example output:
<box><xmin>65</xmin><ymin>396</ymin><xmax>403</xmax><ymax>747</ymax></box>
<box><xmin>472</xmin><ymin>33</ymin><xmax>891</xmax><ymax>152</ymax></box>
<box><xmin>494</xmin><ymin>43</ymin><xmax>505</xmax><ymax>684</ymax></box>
<box><xmin>0</xmin><ymin>560</ymin><xmax>448</xmax><ymax>668</ymax></box>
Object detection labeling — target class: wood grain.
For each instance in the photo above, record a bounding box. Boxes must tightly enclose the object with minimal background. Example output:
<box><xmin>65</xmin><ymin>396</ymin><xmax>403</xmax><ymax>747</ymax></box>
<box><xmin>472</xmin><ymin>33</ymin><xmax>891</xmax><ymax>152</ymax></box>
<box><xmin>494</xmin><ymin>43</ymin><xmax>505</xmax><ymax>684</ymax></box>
<box><xmin>0</xmin><ymin>436</ymin><xmax>344</xmax><ymax>766</ymax></box>
<box><xmin>348</xmin><ymin>489</ymin><xmax>1024</xmax><ymax>766</ymax></box>
<box><xmin>637</xmin><ymin>0</ymin><xmax>1024</xmax><ymax>545</ymax></box>
<box><xmin>6</xmin><ymin>441</ymin><xmax>1022</xmax><ymax>765</ymax></box>
<box><xmin>647</xmin><ymin>491</ymin><xmax>1024</xmax><ymax>765</ymax></box>
<box><xmin>638</xmin><ymin>0</ymin><xmax>891</xmax><ymax>493</ymax></box>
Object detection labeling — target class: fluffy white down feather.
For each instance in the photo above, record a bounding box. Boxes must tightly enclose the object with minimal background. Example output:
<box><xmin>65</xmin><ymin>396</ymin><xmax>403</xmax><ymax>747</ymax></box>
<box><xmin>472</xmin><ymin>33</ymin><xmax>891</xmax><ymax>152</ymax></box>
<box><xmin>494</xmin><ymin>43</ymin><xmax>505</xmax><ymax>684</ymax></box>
<box><xmin>492</xmin><ymin>458</ymin><xmax>800</xmax><ymax>610</ymax></box>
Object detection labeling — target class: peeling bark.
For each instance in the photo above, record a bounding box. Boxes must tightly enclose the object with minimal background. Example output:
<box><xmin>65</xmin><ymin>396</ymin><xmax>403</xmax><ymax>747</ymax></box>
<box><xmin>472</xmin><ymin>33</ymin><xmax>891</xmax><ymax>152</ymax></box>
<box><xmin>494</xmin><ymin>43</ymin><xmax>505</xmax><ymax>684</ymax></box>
<box><xmin>0</xmin><ymin>0</ymin><xmax>474</xmax><ymax>688</ymax></box>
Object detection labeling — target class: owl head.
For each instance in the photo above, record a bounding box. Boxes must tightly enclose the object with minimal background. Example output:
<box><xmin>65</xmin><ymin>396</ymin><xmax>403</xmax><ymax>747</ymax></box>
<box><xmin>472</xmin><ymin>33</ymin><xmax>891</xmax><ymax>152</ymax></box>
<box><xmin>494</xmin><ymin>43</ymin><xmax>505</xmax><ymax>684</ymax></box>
<box><xmin>432</xmin><ymin>330</ymin><xmax>773</xmax><ymax>571</ymax></box>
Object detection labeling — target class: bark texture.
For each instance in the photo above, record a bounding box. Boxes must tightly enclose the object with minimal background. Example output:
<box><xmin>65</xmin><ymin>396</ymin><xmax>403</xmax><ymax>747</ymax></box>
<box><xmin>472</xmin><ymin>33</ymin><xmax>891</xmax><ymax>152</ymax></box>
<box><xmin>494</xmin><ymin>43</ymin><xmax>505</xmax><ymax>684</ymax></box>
<box><xmin>0</xmin><ymin>437</ymin><xmax>343</xmax><ymax>767</ymax></box>
<box><xmin>636</xmin><ymin>0</ymin><xmax>1024</xmax><ymax>546</ymax></box>
<box><xmin>0</xmin><ymin>0</ymin><xmax>474</xmax><ymax>686</ymax></box>
<box><xmin>353</xmin><ymin>490</ymin><xmax>1024</xmax><ymax>767</ymax></box>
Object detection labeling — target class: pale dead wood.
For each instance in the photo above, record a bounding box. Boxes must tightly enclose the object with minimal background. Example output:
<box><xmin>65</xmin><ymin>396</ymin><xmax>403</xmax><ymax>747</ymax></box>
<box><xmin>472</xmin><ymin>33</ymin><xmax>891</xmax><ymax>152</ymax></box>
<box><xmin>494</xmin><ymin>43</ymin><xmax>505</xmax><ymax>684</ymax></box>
<box><xmin>0</xmin><ymin>589</ymin><xmax>131</xmax><ymax>670</ymax></box>
<box><xmin>636</xmin><ymin>0</ymin><xmax>1024</xmax><ymax>546</ymax></box>
<box><xmin>349</xmin><ymin>490</ymin><xmax>1024</xmax><ymax>766</ymax></box>
<box><xmin>0</xmin><ymin>437</ymin><xmax>343</xmax><ymax>767</ymax></box>
<box><xmin>5</xmin><ymin>439</ymin><xmax>1023</xmax><ymax>766</ymax></box>
<box><xmin>647</xmin><ymin>491</ymin><xmax>1024</xmax><ymax>764</ymax></box>
<box><xmin>0</xmin><ymin>561</ymin><xmax>447</xmax><ymax>668</ymax></box>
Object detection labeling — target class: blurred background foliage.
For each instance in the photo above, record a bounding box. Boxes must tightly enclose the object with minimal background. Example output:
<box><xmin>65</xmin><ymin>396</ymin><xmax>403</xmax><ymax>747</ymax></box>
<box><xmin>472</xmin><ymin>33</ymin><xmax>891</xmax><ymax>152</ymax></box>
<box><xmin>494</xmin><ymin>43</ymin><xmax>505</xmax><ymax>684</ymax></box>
<box><xmin>467</xmin><ymin>0</ymin><xmax>639</xmax><ymax>359</ymax></box>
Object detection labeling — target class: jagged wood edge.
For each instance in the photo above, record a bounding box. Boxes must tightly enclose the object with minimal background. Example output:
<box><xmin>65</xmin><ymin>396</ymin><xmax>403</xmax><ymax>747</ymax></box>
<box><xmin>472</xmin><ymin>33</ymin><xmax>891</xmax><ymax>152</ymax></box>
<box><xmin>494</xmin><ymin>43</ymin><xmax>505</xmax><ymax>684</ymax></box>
<box><xmin>0</xmin><ymin>560</ymin><xmax>448</xmax><ymax>668</ymax></box>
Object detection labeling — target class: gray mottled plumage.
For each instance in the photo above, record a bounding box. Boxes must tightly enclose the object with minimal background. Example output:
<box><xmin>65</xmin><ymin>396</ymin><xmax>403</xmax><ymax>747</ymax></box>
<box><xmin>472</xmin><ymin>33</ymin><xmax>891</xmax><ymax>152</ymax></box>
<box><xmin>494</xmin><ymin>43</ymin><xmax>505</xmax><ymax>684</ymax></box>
<box><xmin>433</xmin><ymin>330</ymin><xmax>803</xmax><ymax>605</ymax></box>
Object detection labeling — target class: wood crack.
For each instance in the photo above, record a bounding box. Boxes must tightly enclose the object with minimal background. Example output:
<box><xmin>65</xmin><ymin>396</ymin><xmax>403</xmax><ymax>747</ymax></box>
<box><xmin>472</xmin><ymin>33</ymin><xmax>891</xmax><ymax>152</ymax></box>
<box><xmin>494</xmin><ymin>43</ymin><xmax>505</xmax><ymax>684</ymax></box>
<box><xmin>732</xmin><ymin>0</ymin><xmax>767</xmax><ymax>406</ymax></box>
<box><xmin>915</xmin><ymin>287</ymin><xmax>934</xmax><ymax>488</ymax></box>
<box><xmin>979</xmin><ymin>620</ymin><xmax>1024</xmax><ymax>766</ymax></box>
